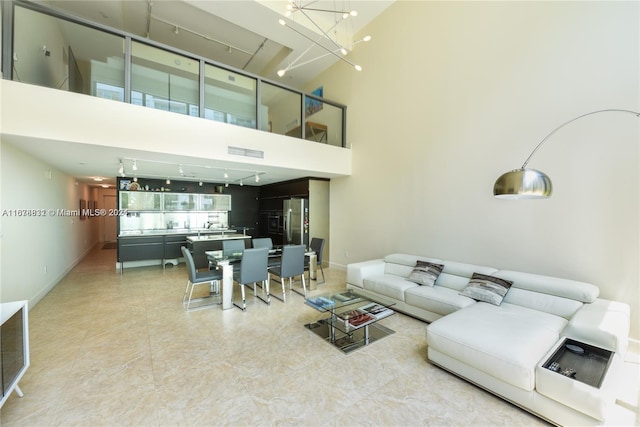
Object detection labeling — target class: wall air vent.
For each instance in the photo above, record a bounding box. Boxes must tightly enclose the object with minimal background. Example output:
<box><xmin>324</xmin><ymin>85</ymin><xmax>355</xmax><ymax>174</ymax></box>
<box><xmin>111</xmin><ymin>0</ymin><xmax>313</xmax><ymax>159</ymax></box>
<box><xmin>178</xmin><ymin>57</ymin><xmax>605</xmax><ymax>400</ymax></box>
<box><xmin>228</xmin><ymin>146</ymin><xmax>264</xmax><ymax>159</ymax></box>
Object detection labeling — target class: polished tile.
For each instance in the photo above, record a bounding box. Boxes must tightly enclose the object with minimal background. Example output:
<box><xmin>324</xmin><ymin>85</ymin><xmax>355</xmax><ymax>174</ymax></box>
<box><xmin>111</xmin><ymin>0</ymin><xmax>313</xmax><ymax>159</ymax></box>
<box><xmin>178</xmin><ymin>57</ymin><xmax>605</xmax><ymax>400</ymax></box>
<box><xmin>0</xmin><ymin>246</ymin><xmax>636</xmax><ymax>426</ymax></box>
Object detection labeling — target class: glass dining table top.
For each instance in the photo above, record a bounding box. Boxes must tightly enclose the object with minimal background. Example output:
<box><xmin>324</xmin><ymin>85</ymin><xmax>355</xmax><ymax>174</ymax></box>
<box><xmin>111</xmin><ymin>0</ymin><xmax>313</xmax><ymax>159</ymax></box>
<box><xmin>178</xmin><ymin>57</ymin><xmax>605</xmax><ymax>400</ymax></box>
<box><xmin>206</xmin><ymin>246</ymin><xmax>313</xmax><ymax>264</ymax></box>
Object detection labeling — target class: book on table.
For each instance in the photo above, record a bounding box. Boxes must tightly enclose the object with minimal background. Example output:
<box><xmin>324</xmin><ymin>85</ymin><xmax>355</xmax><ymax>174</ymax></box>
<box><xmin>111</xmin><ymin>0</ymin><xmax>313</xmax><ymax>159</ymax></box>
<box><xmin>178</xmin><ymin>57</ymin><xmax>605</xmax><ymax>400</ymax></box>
<box><xmin>358</xmin><ymin>302</ymin><xmax>394</xmax><ymax>319</ymax></box>
<box><xmin>305</xmin><ymin>296</ymin><xmax>335</xmax><ymax>310</ymax></box>
<box><xmin>341</xmin><ymin>309</ymin><xmax>376</xmax><ymax>328</ymax></box>
<box><xmin>332</xmin><ymin>291</ymin><xmax>359</xmax><ymax>302</ymax></box>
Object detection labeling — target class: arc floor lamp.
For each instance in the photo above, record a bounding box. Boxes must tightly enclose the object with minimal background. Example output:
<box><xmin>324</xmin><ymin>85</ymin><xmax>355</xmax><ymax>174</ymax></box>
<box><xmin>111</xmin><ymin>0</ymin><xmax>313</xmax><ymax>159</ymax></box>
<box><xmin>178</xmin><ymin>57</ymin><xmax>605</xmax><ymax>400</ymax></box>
<box><xmin>493</xmin><ymin>109</ymin><xmax>640</xmax><ymax>199</ymax></box>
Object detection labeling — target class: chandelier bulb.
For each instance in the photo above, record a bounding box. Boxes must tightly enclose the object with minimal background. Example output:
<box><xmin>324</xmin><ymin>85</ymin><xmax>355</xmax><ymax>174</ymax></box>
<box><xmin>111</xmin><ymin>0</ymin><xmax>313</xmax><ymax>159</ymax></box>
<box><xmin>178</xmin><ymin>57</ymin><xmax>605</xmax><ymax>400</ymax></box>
<box><xmin>278</xmin><ymin>19</ymin><xmax>286</xmax><ymax>26</ymax></box>
<box><xmin>350</xmin><ymin>10</ymin><xmax>358</xmax><ymax>17</ymax></box>
<box><xmin>277</xmin><ymin>69</ymin><xmax>286</xmax><ymax>77</ymax></box>
<box><xmin>340</xmin><ymin>48</ymin><xmax>348</xmax><ymax>55</ymax></box>
<box><xmin>363</xmin><ymin>35</ymin><xmax>372</xmax><ymax>42</ymax></box>
<box><xmin>355</xmin><ymin>64</ymin><xmax>362</xmax><ymax>71</ymax></box>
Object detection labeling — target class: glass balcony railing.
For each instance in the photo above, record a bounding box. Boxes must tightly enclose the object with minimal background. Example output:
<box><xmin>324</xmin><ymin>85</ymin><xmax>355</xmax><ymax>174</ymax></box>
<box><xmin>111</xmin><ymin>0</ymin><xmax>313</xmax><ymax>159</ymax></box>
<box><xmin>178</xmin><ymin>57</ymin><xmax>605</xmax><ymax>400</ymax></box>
<box><xmin>4</xmin><ymin>0</ymin><xmax>347</xmax><ymax>148</ymax></box>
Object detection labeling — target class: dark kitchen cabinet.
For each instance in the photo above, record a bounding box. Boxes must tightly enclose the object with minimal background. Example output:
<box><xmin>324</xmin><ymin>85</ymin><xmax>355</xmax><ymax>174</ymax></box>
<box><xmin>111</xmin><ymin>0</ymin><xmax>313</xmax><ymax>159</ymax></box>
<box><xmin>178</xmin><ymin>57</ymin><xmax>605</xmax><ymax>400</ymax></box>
<box><xmin>118</xmin><ymin>236</ymin><xmax>164</xmax><ymax>262</ymax></box>
<box><xmin>164</xmin><ymin>235</ymin><xmax>188</xmax><ymax>259</ymax></box>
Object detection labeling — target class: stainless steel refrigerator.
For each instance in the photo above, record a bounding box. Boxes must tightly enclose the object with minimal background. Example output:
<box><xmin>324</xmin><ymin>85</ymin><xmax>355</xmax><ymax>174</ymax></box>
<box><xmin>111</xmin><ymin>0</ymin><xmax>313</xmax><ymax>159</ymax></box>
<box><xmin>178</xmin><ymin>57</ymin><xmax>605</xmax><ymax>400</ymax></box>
<box><xmin>283</xmin><ymin>198</ymin><xmax>309</xmax><ymax>247</ymax></box>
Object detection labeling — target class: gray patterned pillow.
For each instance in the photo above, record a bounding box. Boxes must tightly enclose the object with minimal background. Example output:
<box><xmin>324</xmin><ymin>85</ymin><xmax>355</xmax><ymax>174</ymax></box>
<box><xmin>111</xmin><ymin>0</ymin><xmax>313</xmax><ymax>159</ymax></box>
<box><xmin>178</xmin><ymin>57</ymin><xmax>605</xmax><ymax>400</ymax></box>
<box><xmin>408</xmin><ymin>261</ymin><xmax>444</xmax><ymax>286</ymax></box>
<box><xmin>459</xmin><ymin>273</ymin><xmax>513</xmax><ymax>305</ymax></box>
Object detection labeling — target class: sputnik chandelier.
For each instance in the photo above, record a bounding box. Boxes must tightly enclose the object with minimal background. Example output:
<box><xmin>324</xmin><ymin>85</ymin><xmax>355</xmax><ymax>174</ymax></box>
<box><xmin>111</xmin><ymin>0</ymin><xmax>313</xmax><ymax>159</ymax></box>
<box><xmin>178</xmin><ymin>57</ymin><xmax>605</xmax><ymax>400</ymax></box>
<box><xmin>277</xmin><ymin>0</ymin><xmax>371</xmax><ymax>77</ymax></box>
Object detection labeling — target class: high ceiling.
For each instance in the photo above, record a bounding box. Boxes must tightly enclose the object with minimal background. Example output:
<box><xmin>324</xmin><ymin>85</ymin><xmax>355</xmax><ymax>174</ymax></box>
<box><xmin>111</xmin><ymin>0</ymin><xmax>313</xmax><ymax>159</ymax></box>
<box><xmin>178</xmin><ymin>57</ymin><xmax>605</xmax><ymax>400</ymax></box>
<box><xmin>35</xmin><ymin>1</ymin><xmax>393</xmax><ymax>88</ymax></box>
<box><xmin>13</xmin><ymin>0</ymin><xmax>393</xmax><ymax>187</ymax></box>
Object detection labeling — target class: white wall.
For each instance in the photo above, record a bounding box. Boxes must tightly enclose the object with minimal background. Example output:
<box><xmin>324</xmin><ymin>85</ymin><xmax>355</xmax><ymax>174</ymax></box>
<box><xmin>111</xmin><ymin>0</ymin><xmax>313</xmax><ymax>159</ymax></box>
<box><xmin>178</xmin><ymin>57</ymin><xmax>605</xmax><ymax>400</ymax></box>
<box><xmin>0</xmin><ymin>141</ymin><xmax>98</xmax><ymax>304</ymax></box>
<box><xmin>308</xmin><ymin>2</ymin><xmax>639</xmax><ymax>340</ymax></box>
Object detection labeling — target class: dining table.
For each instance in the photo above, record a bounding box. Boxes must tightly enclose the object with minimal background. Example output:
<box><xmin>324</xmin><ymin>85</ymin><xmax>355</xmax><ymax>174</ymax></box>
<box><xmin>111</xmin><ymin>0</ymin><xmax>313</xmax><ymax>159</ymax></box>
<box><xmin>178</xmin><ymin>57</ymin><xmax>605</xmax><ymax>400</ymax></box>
<box><xmin>206</xmin><ymin>247</ymin><xmax>317</xmax><ymax>310</ymax></box>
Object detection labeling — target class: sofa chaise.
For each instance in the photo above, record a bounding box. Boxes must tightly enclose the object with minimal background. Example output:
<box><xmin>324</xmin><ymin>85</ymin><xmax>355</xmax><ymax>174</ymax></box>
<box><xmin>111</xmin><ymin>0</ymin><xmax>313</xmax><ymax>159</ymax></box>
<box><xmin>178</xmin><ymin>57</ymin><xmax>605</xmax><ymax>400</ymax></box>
<box><xmin>346</xmin><ymin>253</ymin><xmax>631</xmax><ymax>426</ymax></box>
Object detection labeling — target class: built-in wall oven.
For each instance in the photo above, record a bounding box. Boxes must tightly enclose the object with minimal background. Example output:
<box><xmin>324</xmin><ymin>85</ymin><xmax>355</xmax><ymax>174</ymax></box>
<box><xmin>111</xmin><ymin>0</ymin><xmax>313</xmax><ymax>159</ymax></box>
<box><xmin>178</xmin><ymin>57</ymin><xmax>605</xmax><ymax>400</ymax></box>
<box><xmin>267</xmin><ymin>214</ymin><xmax>281</xmax><ymax>234</ymax></box>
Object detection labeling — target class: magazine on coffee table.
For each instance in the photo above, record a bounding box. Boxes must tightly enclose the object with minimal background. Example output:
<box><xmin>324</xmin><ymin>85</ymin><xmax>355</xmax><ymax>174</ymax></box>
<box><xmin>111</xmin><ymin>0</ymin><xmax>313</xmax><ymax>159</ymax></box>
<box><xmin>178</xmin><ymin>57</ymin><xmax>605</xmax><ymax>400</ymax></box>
<box><xmin>341</xmin><ymin>309</ymin><xmax>376</xmax><ymax>328</ymax></box>
<box><xmin>358</xmin><ymin>302</ymin><xmax>394</xmax><ymax>320</ymax></box>
<box><xmin>305</xmin><ymin>296</ymin><xmax>335</xmax><ymax>311</ymax></box>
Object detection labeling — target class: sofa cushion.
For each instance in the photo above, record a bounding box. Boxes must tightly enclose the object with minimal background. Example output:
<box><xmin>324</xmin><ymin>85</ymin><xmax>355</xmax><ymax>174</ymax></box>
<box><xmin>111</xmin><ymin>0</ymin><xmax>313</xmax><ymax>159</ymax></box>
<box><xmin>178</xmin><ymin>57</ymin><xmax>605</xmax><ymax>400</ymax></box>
<box><xmin>408</xmin><ymin>261</ymin><xmax>444</xmax><ymax>286</ymax></box>
<box><xmin>363</xmin><ymin>274</ymin><xmax>418</xmax><ymax>301</ymax></box>
<box><xmin>435</xmin><ymin>262</ymin><xmax>499</xmax><ymax>291</ymax></box>
<box><xmin>383</xmin><ymin>254</ymin><xmax>444</xmax><ymax>277</ymax></box>
<box><xmin>426</xmin><ymin>302</ymin><xmax>568</xmax><ymax>391</ymax></box>
<box><xmin>459</xmin><ymin>273</ymin><xmax>513</xmax><ymax>306</ymax></box>
<box><xmin>405</xmin><ymin>285</ymin><xmax>476</xmax><ymax>316</ymax></box>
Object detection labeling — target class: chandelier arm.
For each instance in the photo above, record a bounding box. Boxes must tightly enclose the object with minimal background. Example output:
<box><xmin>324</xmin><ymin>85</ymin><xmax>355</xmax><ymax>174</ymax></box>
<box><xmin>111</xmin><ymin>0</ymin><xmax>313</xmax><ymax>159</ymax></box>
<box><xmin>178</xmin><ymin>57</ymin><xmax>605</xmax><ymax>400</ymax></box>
<box><xmin>520</xmin><ymin>109</ymin><xmax>640</xmax><ymax>169</ymax></box>
<box><xmin>286</xmin><ymin>18</ymin><xmax>344</xmax><ymax>69</ymax></box>
<box><xmin>295</xmin><ymin>7</ymin><xmax>346</xmax><ymax>53</ymax></box>
<box><xmin>282</xmin><ymin>22</ymin><xmax>358</xmax><ymax>68</ymax></box>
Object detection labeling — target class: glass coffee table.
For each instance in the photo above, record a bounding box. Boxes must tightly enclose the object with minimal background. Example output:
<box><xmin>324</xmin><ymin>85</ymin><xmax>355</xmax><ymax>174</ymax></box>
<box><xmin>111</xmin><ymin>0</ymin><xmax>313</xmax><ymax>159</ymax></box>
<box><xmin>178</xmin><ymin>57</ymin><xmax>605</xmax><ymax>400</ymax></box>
<box><xmin>304</xmin><ymin>290</ymin><xmax>395</xmax><ymax>354</ymax></box>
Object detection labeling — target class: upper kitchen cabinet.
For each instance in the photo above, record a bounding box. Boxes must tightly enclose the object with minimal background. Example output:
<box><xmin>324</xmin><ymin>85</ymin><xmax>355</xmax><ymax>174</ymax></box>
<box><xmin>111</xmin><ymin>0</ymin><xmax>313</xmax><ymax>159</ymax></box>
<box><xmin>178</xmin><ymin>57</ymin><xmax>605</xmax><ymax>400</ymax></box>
<box><xmin>200</xmin><ymin>194</ymin><xmax>232</xmax><ymax>211</ymax></box>
<box><xmin>120</xmin><ymin>191</ymin><xmax>162</xmax><ymax>211</ymax></box>
<box><xmin>164</xmin><ymin>193</ymin><xmax>198</xmax><ymax>211</ymax></box>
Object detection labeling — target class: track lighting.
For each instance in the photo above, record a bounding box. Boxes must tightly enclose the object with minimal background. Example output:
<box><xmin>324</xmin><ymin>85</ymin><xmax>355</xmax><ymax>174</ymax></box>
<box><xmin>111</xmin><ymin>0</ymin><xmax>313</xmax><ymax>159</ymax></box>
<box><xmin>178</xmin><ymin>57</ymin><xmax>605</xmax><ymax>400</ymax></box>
<box><xmin>179</xmin><ymin>165</ymin><xmax>184</xmax><ymax>175</ymax></box>
<box><xmin>199</xmin><ymin>180</ymin><xmax>203</xmax><ymax>186</ymax></box>
<box><xmin>224</xmin><ymin>170</ymin><xmax>229</xmax><ymax>179</ymax></box>
<box><xmin>239</xmin><ymin>179</ymin><xmax>243</xmax><ymax>186</ymax></box>
<box><xmin>132</xmin><ymin>160</ymin><xmax>138</xmax><ymax>171</ymax></box>
<box><xmin>166</xmin><ymin>178</ymin><xmax>171</xmax><ymax>185</ymax></box>
<box><xmin>118</xmin><ymin>162</ymin><xmax>124</xmax><ymax>176</ymax></box>
<box><xmin>255</xmin><ymin>173</ymin><xmax>260</xmax><ymax>183</ymax></box>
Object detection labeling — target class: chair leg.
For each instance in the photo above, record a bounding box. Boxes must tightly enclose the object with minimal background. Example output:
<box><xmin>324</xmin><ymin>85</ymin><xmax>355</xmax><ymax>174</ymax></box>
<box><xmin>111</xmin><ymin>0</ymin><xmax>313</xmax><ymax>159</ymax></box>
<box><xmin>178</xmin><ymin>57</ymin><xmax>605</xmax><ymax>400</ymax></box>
<box><xmin>187</xmin><ymin>282</ymin><xmax>197</xmax><ymax>310</ymax></box>
<box><xmin>183</xmin><ymin>279</ymin><xmax>191</xmax><ymax>303</ymax></box>
<box><xmin>232</xmin><ymin>283</ymin><xmax>247</xmax><ymax>311</ymax></box>
<box><xmin>319</xmin><ymin>266</ymin><xmax>325</xmax><ymax>284</ymax></box>
<box><xmin>290</xmin><ymin>276</ymin><xmax>306</xmax><ymax>298</ymax></box>
<box><xmin>301</xmin><ymin>274</ymin><xmax>307</xmax><ymax>297</ymax></box>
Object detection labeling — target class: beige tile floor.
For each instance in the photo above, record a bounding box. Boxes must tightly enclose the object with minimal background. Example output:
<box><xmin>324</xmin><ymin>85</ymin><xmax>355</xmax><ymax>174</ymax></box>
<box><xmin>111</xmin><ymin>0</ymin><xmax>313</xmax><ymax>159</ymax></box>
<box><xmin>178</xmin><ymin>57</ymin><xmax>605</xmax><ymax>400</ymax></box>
<box><xmin>0</xmin><ymin>245</ymin><xmax>637</xmax><ymax>426</ymax></box>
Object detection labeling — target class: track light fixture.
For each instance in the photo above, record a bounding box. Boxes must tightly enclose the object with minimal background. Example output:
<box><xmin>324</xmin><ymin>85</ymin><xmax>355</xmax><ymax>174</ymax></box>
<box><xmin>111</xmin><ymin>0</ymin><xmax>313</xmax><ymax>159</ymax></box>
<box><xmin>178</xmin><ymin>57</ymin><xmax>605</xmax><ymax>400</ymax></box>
<box><xmin>117</xmin><ymin>157</ymin><xmax>266</xmax><ymax>185</ymax></box>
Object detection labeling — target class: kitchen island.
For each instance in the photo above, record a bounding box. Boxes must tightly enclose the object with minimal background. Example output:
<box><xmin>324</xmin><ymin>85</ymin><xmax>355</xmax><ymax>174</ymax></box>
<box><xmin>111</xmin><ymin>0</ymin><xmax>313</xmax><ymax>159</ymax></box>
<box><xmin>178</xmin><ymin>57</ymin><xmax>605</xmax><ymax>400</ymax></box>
<box><xmin>117</xmin><ymin>229</ymin><xmax>251</xmax><ymax>272</ymax></box>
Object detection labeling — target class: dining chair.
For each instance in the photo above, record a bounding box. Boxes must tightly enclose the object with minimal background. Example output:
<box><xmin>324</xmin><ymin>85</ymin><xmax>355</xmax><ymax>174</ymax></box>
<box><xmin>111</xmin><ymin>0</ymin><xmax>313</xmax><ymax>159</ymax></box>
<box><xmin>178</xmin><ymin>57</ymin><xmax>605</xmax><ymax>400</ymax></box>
<box><xmin>222</xmin><ymin>239</ymin><xmax>246</xmax><ymax>272</ymax></box>
<box><xmin>222</xmin><ymin>239</ymin><xmax>246</xmax><ymax>253</ymax></box>
<box><xmin>270</xmin><ymin>244</ymin><xmax>306</xmax><ymax>301</ymax></box>
<box><xmin>305</xmin><ymin>237</ymin><xmax>326</xmax><ymax>284</ymax></box>
<box><xmin>252</xmin><ymin>237</ymin><xmax>281</xmax><ymax>270</ymax></box>
<box><xmin>252</xmin><ymin>237</ymin><xmax>273</xmax><ymax>249</ymax></box>
<box><xmin>232</xmin><ymin>247</ymin><xmax>270</xmax><ymax>311</ymax></box>
<box><xmin>181</xmin><ymin>246</ymin><xmax>223</xmax><ymax>310</ymax></box>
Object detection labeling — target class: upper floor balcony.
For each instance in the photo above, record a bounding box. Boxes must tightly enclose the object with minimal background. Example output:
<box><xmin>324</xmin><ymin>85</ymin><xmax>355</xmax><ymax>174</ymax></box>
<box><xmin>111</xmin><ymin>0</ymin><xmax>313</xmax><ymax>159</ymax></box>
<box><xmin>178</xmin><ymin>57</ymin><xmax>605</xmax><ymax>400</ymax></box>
<box><xmin>3</xmin><ymin>0</ymin><xmax>347</xmax><ymax>149</ymax></box>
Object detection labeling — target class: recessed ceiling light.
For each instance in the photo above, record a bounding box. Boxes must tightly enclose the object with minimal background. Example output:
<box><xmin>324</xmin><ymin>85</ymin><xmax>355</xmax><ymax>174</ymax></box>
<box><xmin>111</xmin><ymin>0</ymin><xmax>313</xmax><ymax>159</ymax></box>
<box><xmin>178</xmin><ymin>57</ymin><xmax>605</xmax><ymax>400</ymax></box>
<box><xmin>93</xmin><ymin>177</ymin><xmax>104</xmax><ymax>181</ymax></box>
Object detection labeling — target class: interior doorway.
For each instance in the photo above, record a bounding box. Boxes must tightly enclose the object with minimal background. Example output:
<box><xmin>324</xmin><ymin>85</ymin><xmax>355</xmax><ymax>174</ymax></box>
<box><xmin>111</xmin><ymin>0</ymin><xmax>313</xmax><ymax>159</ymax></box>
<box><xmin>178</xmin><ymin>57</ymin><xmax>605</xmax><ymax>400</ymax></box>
<box><xmin>103</xmin><ymin>194</ymin><xmax>117</xmax><ymax>242</ymax></box>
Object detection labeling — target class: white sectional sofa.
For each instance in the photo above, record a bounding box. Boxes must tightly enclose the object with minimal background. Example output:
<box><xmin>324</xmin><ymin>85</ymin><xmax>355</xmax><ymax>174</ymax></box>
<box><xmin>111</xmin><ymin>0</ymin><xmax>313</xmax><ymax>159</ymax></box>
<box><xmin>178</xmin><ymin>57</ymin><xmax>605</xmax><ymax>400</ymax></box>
<box><xmin>346</xmin><ymin>253</ymin><xmax>631</xmax><ymax>426</ymax></box>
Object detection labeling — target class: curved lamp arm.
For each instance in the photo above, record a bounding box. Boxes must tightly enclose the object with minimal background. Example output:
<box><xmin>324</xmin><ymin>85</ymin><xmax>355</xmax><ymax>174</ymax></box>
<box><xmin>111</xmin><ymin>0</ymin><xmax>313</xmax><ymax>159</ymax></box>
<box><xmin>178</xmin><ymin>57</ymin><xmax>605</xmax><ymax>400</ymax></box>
<box><xmin>494</xmin><ymin>109</ymin><xmax>640</xmax><ymax>199</ymax></box>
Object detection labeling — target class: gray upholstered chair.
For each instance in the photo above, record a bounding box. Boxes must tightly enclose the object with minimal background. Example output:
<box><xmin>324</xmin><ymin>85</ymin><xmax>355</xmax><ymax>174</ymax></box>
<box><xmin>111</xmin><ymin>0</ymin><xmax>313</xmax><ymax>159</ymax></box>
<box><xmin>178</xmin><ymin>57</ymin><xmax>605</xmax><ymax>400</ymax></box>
<box><xmin>252</xmin><ymin>237</ymin><xmax>281</xmax><ymax>270</ymax></box>
<box><xmin>222</xmin><ymin>239</ymin><xmax>245</xmax><ymax>272</ymax></box>
<box><xmin>181</xmin><ymin>246</ymin><xmax>222</xmax><ymax>310</ymax></box>
<box><xmin>252</xmin><ymin>237</ymin><xmax>273</xmax><ymax>249</ymax></box>
<box><xmin>305</xmin><ymin>237</ymin><xmax>326</xmax><ymax>284</ymax></box>
<box><xmin>232</xmin><ymin>247</ymin><xmax>270</xmax><ymax>311</ymax></box>
<box><xmin>270</xmin><ymin>244</ymin><xmax>306</xmax><ymax>301</ymax></box>
<box><xmin>222</xmin><ymin>239</ymin><xmax>246</xmax><ymax>253</ymax></box>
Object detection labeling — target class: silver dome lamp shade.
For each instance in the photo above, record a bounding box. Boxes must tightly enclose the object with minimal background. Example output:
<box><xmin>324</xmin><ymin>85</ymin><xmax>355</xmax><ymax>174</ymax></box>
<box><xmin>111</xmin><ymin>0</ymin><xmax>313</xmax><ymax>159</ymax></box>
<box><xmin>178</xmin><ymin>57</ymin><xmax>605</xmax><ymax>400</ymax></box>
<box><xmin>493</xmin><ymin>109</ymin><xmax>639</xmax><ymax>200</ymax></box>
<box><xmin>493</xmin><ymin>168</ymin><xmax>552</xmax><ymax>199</ymax></box>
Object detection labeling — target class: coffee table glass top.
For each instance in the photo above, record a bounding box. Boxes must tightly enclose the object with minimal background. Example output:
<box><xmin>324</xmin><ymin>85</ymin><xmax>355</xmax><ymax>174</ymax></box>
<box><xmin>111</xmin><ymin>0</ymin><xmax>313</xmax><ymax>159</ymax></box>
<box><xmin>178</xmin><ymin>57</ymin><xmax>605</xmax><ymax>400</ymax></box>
<box><xmin>305</xmin><ymin>289</ymin><xmax>395</xmax><ymax>314</ymax></box>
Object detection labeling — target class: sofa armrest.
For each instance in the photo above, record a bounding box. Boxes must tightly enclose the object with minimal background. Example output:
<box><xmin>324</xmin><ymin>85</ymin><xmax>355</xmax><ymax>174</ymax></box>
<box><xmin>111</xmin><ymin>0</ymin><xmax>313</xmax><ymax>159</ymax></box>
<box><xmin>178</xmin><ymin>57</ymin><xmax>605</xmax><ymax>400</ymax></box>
<box><xmin>563</xmin><ymin>298</ymin><xmax>630</xmax><ymax>356</ymax></box>
<box><xmin>346</xmin><ymin>259</ymin><xmax>385</xmax><ymax>288</ymax></box>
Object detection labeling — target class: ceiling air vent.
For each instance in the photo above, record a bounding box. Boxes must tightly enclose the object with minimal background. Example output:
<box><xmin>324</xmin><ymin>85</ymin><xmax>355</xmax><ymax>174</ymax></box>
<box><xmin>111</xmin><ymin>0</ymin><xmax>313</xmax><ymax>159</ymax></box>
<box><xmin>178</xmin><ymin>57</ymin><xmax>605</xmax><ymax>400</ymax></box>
<box><xmin>228</xmin><ymin>146</ymin><xmax>264</xmax><ymax>159</ymax></box>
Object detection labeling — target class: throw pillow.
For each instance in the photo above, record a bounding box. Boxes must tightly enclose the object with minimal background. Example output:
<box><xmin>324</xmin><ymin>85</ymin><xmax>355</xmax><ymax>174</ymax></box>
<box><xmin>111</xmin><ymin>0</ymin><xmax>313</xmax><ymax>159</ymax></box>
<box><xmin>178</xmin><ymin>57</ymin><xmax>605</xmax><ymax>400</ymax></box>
<box><xmin>408</xmin><ymin>261</ymin><xmax>444</xmax><ymax>286</ymax></box>
<box><xmin>459</xmin><ymin>273</ymin><xmax>513</xmax><ymax>306</ymax></box>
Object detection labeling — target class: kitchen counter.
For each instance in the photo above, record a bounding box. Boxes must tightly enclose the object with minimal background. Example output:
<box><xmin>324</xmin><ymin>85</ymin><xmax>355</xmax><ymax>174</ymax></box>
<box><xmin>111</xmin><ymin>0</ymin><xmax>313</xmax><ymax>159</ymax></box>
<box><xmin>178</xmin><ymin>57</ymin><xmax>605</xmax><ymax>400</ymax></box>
<box><xmin>187</xmin><ymin>234</ymin><xmax>249</xmax><ymax>242</ymax></box>
<box><xmin>119</xmin><ymin>228</ymin><xmax>242</xmax><ymax>237</ymax></box>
